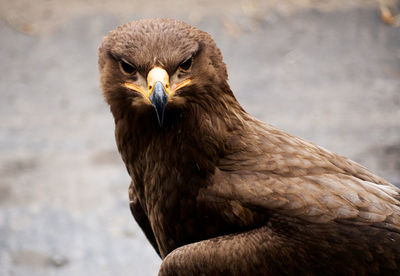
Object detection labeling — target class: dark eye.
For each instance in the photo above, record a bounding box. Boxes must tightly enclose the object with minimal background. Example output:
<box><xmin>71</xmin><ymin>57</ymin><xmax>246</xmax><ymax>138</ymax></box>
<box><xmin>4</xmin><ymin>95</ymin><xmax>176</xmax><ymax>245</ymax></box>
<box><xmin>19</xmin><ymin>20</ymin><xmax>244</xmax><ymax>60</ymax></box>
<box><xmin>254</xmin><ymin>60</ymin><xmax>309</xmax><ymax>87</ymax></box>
<box><xmin>119</xmin><ymin>59</ymin><xmax>137</xmax><ymax>75</ymax></box>
<box><xmin>178</xmin><ymin>57</ymin><xmax>192</xmax><ymax>71</ymax></box>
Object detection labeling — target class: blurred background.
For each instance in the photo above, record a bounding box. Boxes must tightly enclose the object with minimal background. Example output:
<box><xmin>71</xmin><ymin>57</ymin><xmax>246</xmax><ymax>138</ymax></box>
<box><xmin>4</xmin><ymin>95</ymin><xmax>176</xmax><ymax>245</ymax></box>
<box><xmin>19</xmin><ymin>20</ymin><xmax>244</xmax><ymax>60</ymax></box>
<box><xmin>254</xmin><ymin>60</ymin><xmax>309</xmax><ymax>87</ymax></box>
<box><xmin>0</xmin><ymin>0</ymin><xmax>399</xmax><ymax>275</ymax></box>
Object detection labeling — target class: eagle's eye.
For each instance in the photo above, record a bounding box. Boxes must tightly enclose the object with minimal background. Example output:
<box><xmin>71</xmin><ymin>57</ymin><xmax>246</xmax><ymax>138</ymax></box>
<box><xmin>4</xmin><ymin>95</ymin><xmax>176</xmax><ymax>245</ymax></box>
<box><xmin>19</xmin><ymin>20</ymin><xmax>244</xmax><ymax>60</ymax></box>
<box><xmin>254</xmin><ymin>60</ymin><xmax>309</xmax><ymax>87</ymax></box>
<box><xmin>178</xmin><ymin>57</ymin><xmax>193</xmax><ymax>71</ymax></box>
<box><xmin>119</xmin><ymin>59</ymin><xmax>137</xmax><ymax>75</ymax></box>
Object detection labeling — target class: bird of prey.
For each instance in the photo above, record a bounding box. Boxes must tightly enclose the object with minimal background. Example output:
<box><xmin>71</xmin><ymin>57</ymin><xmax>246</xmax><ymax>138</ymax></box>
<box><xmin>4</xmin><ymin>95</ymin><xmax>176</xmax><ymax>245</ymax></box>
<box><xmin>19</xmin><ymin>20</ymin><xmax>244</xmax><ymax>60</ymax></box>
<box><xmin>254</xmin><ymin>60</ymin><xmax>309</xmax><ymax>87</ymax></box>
<box><xmin>98</xmin><ymin>18</ymin><xmax>400</xmax><ymax>275</ymax></box>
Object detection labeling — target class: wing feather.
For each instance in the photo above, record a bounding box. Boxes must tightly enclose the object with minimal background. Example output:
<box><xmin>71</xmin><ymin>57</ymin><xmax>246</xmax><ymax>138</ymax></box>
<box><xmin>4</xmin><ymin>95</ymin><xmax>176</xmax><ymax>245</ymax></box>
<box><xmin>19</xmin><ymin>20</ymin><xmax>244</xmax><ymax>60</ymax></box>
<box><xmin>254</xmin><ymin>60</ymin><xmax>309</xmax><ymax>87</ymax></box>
<box><xmin>205</xmin><ymin>122</ymin><xmax>400</xmax><ymax>231</ymax></box>
<box><xmin>129</xmin><ymin>181</ymin><xmax>161</xmax><ymax>257</ymax></box>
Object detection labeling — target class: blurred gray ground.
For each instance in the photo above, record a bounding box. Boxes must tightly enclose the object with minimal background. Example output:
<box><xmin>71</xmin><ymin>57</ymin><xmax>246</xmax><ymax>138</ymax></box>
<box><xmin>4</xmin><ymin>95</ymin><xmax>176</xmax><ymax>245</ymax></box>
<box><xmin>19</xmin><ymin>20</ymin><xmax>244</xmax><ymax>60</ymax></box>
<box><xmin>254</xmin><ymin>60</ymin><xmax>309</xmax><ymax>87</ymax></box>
<box><xmin>0</xmin><ymin>0</ymin><xmax>399</xmax><ymax>275</ymax></box>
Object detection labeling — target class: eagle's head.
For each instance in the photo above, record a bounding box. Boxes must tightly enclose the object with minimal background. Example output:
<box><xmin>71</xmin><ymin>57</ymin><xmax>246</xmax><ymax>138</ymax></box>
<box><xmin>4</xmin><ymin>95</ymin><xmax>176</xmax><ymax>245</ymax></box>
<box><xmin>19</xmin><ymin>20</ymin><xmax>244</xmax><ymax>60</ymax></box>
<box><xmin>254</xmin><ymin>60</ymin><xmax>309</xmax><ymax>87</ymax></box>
<box><xmin>98</xmin><ymin>18</ymin><xmax>232</xmax><ymax>126</ymax></box>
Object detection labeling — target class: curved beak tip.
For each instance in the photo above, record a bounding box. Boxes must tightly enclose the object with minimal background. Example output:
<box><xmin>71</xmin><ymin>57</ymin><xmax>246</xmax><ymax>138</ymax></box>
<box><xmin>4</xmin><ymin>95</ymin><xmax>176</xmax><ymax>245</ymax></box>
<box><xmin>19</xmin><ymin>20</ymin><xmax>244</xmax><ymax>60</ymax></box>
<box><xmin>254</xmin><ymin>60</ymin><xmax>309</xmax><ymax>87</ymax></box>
<box><xmin>149</xmin><ymin>81</ymin><xmax>169</xmax><ymax>126</ymax></box>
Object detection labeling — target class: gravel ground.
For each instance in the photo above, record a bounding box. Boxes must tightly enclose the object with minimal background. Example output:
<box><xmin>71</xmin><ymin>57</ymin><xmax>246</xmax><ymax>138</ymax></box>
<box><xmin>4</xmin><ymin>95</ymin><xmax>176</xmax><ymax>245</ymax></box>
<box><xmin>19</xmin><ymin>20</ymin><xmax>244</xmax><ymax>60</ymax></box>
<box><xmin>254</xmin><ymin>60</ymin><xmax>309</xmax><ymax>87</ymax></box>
<box><xmin>0</xmin><ymin>1</ymin><xmax>399</xmax><ymax>275</ymax></box>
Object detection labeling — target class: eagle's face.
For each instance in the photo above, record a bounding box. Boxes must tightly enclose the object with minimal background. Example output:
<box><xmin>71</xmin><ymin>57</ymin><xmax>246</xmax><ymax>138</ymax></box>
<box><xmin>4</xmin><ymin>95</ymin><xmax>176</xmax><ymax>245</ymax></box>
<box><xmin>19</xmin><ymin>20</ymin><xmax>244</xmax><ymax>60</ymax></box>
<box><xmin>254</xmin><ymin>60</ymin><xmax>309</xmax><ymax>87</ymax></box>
<box><xmin>98</xmin><ymin>18</ymin><xmax>228</xmax><ymax>125</ymax></box>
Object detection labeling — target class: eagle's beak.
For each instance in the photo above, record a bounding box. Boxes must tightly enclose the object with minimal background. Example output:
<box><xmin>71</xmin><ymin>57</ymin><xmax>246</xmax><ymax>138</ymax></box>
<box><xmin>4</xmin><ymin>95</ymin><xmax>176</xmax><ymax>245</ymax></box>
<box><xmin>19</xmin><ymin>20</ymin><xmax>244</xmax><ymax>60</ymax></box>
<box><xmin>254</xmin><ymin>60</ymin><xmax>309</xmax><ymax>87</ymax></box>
<box><xmin>147</xmin><ymin>67</ymin><xmax>170</xmax><ymax>126</ymax></box>
<box><xmin>148</xmin><ymin>81</ymin><xmax>168</xmax><ymax>126</ymax></box>
<box><xmin>124</xmin><ymin>66</ymin><xmax>191</xmax><ymax>126</ymax></box>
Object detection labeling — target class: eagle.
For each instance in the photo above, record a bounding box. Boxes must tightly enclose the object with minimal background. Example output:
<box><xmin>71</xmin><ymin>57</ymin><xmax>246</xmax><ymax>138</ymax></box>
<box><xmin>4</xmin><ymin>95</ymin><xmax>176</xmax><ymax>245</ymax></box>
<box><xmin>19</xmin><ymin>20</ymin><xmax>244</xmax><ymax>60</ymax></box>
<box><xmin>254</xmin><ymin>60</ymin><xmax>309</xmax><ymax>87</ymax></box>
<box><xmin>98</xmin><ymin>18</ymin><xmax>400</xmax><ymax>275</ymax></box>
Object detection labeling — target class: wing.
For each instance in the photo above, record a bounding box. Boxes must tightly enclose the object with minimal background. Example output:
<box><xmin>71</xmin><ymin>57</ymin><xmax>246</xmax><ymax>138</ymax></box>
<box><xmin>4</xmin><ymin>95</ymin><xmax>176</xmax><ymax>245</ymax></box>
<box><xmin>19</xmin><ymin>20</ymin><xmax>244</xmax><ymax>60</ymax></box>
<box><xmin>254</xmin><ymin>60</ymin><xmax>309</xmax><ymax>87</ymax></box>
<box><xmin>199</xmin><ymin>121</ymin><xmax>400</xmax><ymax>232</ymax></box>
<box><xmin>159</xmin><ymin>215</ymin><xmax>400</xmax><ymax>275</ymax></box>
<box><xmin>129</xmin><ymin>181</ymin><xmax>161</xmax><ymax>257</ymax></box>
<box><xmin>159</xmin><ymin>121</ymin><xmax>400</xmax><ymax>275</ymax></box>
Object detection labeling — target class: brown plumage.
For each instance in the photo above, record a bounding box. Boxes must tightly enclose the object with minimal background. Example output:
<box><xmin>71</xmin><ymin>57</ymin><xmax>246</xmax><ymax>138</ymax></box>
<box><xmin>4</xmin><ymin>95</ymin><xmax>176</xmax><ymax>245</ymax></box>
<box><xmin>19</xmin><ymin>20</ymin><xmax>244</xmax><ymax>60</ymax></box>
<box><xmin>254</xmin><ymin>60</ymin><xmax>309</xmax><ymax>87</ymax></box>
<box><xmin>98</xmin><ymin>18</ymin><xmax>400</xmax><ymax>275</ymax></box>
